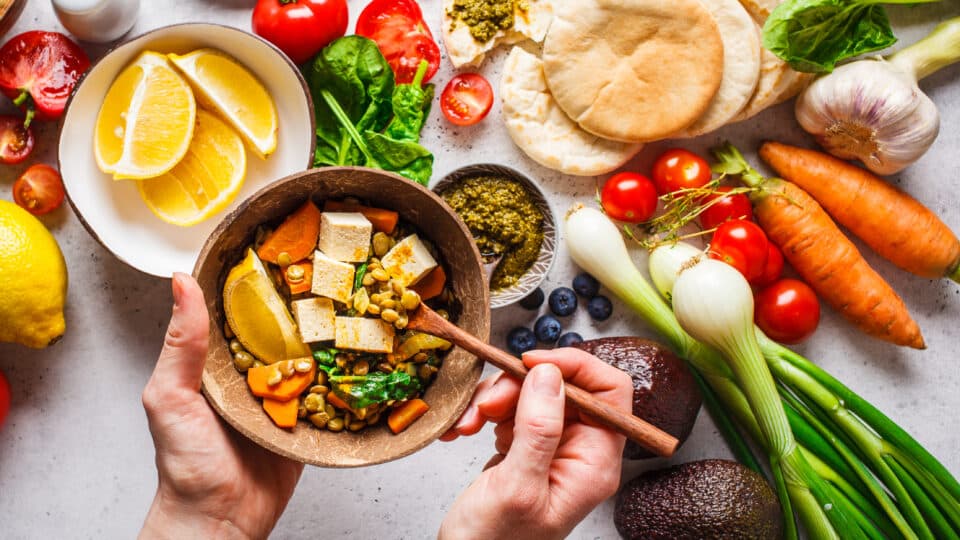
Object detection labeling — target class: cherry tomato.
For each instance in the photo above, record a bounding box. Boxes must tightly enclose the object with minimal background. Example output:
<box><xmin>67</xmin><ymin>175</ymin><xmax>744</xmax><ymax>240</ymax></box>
<box><xmin>0</xmin><ymin>31</ymin><xmax>89</xmax><ymax>122</ymax></box>
<box><xmin>709</xmin><ymin>220</ymin><xmax>769</xmax><ymax>283</ymax></box>
<box><xmin>757</xmin><ymin>242</ymin><xmax>784</xmax><ymax>287</ymax></box>
<box><xmin>755</xmin><ymin>279</ymin><xmax>821</xmax><ymax>344</ymax></box>
<box><xmin>0</xmin><ymin>369</ymin><xmax>8</xmax><ymax>431</ymax></box>
<box><xmin>600</xmin><ymin>172</ymin><xmax>659</xmax><ymax>223</ymax></box>
<box><xmin>252</xmin><ymin>0</ymin><xmax>348</xmax><ymax>65</ymax></box>
<box><xmin>356</xmin><ymin>0</ymin><xmax>441</xmax><ymax>84</ymax></box>
<box><xmin>651</xmin><ymin>148</ymin><xmax>712</xmax><ymax>195</ymax></box>
<box><xmin>13</xmin><ymin>164</ymin><xmax>65</xmax><ymax>216</ymax></box>
<box><xmin>440</xmin><ymin>73</ymin><xmax>493</xmax><ymax>126</ymax></box>
<box><xmin>700</xmin><ymin>187</ymin><xmax>754</xmax><ymax>230</ymax></box>
<box><xmin>0</xmin><ymin>115</ymin><xmax>34</xmax><ymax>164</ymax></box>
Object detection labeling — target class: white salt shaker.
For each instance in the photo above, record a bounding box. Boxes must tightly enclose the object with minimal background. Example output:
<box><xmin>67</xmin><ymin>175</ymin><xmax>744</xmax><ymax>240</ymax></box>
<box><xmin>51</xmin><ymin>0</ymin><xmax>140</xmax><ymax>43</ymax></box>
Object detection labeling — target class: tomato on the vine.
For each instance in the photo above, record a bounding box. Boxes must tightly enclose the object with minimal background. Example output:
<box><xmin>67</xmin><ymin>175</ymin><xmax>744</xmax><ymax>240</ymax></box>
<box><xmin>709</xmin><ymin>220</ymin><xmax>769</xmax><ymax>283</ymax></box>
<box><xmin>440</xmin><ymin>73</ymin><xmax>493</xmax><ymax>126</ymax></box>
<box><xmin>13</xmin><ymin>164</ymin><xmax>65</xmax><ymax>216</ymax></box>
<box><xmin>252</xmin><ymin>0</ymin><xmax>348</xmax><ymax>65</ymax></box>
<box><xmin>651</xmin><ymin>148</ymin><xmax>712</xmax><ymax>195</ymax></box>
<box><xmin>757</xmin><ymin>242</ymin><xmax>784</xmax><ymax>287</ymax></box>
<box><xmin>356</xmin><ymin>0</ymin><xmax>441</xmax><ymax>84</ymax></box>
<box><xmin>0</xmin><ymin>115</ymin><xmax>33</xmax><ymax>164</ymax></box>
<box><xmin>600</xmin><ymin>172</ymin><xmax>659</xmax><ymax>223</ymax></box>
<box><xmin>700</xmin><ymin>187</ymin><xmax>754</xmax><ymax>230</ymax></box>
<box><xmin>0</xmin><ymin>369</ymin><xmax>9</xmax><ymax>431</ymax></box>
<box><xmin>755</xmin><ymin>279</ymin><xmax>821</xmax><ymax>344</ymax></box>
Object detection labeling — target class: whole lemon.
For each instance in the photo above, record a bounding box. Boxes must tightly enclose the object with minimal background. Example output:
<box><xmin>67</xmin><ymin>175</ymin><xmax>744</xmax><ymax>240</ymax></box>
<box><xmin>0</xmin><ymin>200</ymin><xmax>68</xmax><ymax>348</ymax></box>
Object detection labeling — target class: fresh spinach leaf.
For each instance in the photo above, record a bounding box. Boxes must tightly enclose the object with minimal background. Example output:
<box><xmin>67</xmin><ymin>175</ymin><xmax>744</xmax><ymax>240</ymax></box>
<box><xmin>354</xmin><ymin>262</ymin><xmax>368</xmax><ymax>292</ymax></box>
<box><xmin>312</xmin><ymin>347</ymin><xmax>339</xmax><ymax>366</ymax></box>
<box><xmin>330</xmin><ymin>371</ymin><xmax>422</xmax><ymax>409</ymax></box>
<box><xmin>385</xmin><ymin>60</ymin><xmax>435</xmax><ymax>142</ymax></box>
<box><xmin>762</xmin><ymin>0</ymin><xmax>936</xmax><ymax>73</ymax></box>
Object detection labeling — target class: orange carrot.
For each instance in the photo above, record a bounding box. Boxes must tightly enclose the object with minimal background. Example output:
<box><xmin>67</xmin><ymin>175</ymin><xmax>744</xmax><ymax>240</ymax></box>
<box><xmin>760</xmin><ymin>141</ymin><xmax>960</xmax><ymax>282</ymax></box>
<box><xmin>388</xmin><ymin>398</ymin><xmax>429</xmax><ymax>434</ymax></box>
<box><xmin>257</xmin><ymin>200</ymin><xmax>321</xmax><ymax>265</ymax></box>
<box><xmin>325</xmin><ymin>391</ymin><xmax>353</xmax><ymax>412</ymax></box>
<box><xmin>323</xmin><ymin>200</ymin><xmax>399</xmax><ymax>233</ymax></box>
<box><xmin>715</xmin><ymin>144</ymin><xmax>925</xmax><ymax>349</ymax></box>
<box><xmin>263</xmin><ymin>397</ymin><xmax>299</xmax><ymax>428</ymax></box>
<box><xmin>283</xmin><ymin>261</ymin><xmax>313</xmax><ymax>295</ymax></box>
<box><xmin>247</xmin><ymin>360</ymin><xmax>316</xmax><ymax>401</ymax></box>
<box><xmin>410</xmin><ymin>265</ymin><xmax>446</xmax><ymax>300</ymax></box>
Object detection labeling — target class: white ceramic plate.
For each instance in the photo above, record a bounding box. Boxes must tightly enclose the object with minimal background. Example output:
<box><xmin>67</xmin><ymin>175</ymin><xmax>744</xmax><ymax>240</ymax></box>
<box><xmin>59</xmin><ymin>23</ymin><xmax>315</xmax><ymax>277</ymax></box>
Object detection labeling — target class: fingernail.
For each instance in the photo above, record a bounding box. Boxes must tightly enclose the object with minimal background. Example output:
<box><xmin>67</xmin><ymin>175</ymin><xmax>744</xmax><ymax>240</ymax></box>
<box><xmin>531</xmin><ymin>364</ymin><xmax>562</xmax><ymax>397</ymax></box>
<box><xmin>171</xmin><ymin>273</ymin><xmax>186</xmax><ymax>308</ymax></box>
<box><xmin>455</xmin><ymin>405</ymin><xmax>477</xmax><ymax>431</ymax></box>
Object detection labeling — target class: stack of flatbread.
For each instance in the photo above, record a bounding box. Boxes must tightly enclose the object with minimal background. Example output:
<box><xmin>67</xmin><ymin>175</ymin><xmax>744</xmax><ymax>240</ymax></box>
<box><xmin>442</xmin><ymin>0</ymin><xmax>812</xmax><ymax>176</ymax></box>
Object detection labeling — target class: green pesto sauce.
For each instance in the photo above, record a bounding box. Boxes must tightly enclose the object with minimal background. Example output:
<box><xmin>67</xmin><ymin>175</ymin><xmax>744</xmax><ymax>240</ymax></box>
<box><xmin>448</xmin><ymin>0</ymin><xmax>526</xmax><ymax>43</ymax></box>
<box><xmin>441</xmin><ymin>175</ymin><xmax>544</xmax><ymax>290</ymax></box>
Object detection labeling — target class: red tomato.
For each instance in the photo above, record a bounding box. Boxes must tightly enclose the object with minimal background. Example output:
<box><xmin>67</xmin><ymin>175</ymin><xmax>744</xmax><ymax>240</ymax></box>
<box><xmin>252</xmin><ymin>0</ymin><xmax>348</xmax><ymax>65</ymax></box>
<box><xmin>356</xmin><ymin>0</ymin><xmax>441</xmax><ymax>84</ymax></box>
<box><xmin>700</xmin><ymin>187</ymin><xmax>754</xmax><ymax>230</ymax></box>
<box><xmin>651</xmin><ymin>148</ymin><xmax>712</xmax><ymax>195</ymax></box>
<box><xmin>709</xmin><ymin>220</ymin><xmax>769</xmax><ymax>283</ymax></box>
<box><xmin>600</xmin><ymin>172</ymin><xmax>659</xmax><ymax>223</ymax></box>
<box><xmin>0</xmin><ymin>369</ymin><xmax>8</xmax><ymax>431</ymax></box>
<box><xmin>440</xmin><ymin>73</ymin><xmax>493</xmax><ymax>126</ymax></box>
<box><xmin>13</xmin><ymin>164</ymin><xmax>65</xmax><ymax>215</ymax></box>
<box><xmin>755</xmin><ymin>279</ymin><xmax>821</xmax><ymax>344</ymax></box>
<box><xmin>0</xmin><ymin>115</ymin><xmax>34</xmax><ymax>164</ymax></box>
<box><xmin>0</xmin><ymin>31</ymin><xmax>89</xmax><ymax>122</ymax></box>
<box><xmin>757</xmin><ymin>242</ymin><xmax>784</xmax><ymax>287</ymax></box>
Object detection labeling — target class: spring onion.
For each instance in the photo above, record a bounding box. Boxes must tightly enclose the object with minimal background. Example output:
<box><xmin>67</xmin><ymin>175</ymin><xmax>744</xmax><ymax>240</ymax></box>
<box><xmin>564</xmin><ymin>204</ymin><xmax>960</xmax><ymax>540</ymax></box>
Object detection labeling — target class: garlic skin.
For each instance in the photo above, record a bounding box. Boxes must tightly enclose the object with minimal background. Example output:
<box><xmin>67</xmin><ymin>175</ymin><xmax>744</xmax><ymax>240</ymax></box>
<box><xmin>795</xmin><ymin>59</ymin><xmax>940</xmax><ymax>176</ymax></box>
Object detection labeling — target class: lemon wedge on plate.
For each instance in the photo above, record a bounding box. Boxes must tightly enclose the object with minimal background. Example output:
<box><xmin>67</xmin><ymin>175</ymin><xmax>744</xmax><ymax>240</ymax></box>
<box><xmin>137</xmin><ymin>109</ymin><xmax>247</xmax><ymax>227</ymax></box>
<box><xmin>94</xmin><ymin>51</ymin><xmax>197</xmax><ymax>179</ymax></box>
<box><xmin>223</xmin><ymin>248</ymin><xmax>310</xmax><ymax>364</ymax></box>
<box><xmin>168</xmin><ymin>49</ymin><xmax>278</xmax><ymax>158</ymax></box>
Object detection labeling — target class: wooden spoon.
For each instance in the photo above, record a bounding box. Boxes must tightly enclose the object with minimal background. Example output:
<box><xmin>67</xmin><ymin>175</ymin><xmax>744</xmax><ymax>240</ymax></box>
<box><xmin>407</xmin><ymin>304</ymin><xmax>680</xmax><ymax>457</ymax></box>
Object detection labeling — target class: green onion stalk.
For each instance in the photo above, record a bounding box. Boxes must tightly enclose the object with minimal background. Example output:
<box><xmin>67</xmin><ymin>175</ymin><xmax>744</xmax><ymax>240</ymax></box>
<box><xmin>564</xmin><ymin>204</ymin><xmax>960</xmax><ymax>540</ymax></box>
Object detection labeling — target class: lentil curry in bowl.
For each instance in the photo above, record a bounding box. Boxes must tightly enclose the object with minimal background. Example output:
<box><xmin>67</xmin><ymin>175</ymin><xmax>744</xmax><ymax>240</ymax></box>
<box><xmin>194</xmin><ymin>167</ymin><xmax>489</xmax><ymax>467</ymax></box>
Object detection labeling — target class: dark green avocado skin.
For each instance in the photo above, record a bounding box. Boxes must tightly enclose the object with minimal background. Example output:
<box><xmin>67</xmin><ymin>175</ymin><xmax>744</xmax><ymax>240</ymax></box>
<box><xmin>574</xmin><ymin>337</ymin><xmax>702</xmax><ymax>459</ymax></box>
<box><xmin>615</xmin><ymin>459</ymin><xmax>784</xmax><ymax>540</ymax></box>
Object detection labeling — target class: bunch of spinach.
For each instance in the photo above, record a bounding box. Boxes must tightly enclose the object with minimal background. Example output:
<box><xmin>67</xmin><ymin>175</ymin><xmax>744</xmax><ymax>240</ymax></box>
<box><xmin>762</xmin><ymin>0</ymin><xmax>939</xmax><ymax>73</ymax></box>
<box><xmin>306</xmin><ymin>36</ymin><xmax>435</xmax><ymax>186</ymax></box>
<box><xmin>330</xmin><ymin>371</ymin><xmax>422</xmax><ymax>409</ymax></box>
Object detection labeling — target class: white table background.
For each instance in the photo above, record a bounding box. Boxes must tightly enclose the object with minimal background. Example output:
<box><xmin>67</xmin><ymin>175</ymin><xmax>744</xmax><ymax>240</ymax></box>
<box><xmin>1</xmin><ymin>1</ymin><xmax>958</xmax><ymax>538</ymax></box>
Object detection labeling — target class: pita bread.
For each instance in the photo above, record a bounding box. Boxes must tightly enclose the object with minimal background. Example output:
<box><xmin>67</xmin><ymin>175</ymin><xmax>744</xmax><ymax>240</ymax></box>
<box><xmin>729</xmin><ymin>38</ymin><xmax>813</xmax><ymax>123</ymax></box>
<box><xmin>501</xmin><ymin>47</ymin><xmax>642</xmax><ymax>176</ymax></box>
<box><xmin>541</xmin><ymin>0</ymin><xmax>724</xmax><ymax>143</ymax></box>
<box><xmin>673</xmin><ymin>0</ymin><xmax>761</xmax><ymax>138</ymax></box>
<box><xmin>441</xmin><ymin>0</ymin><xmax>553</xmax><ymax>68</ymax></box>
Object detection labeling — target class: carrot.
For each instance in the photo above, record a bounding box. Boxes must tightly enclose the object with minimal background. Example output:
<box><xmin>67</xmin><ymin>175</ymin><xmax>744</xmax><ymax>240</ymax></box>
<box><xmin>325</xmin><ymin>391</ymin><xmax>353</xmax><ymax>412</ymax></box>
<box><xmin>247</xmin><ymin>360</ymin><xmax>316</xmax><ymax>401</ymax></box>
<box><xmin>760</xmin><ymin>141</ymin><xmax>960</xmax><ymax>282</ymax></box>
<box><xmin>283</xmin><ymin>261</ymin><xmax>313</xmax><ymax>295</ymax></box>
<box><xmin>410</xmin><ymin>265</ymin><xmax>446</xmax><ymax>300</ymax></box>
<box><xmin>262</xmin><ymin>397</ymin><xmax>299</xmax><ymax>428</ymax></box>
<box><xmin>387</xmin><ymin>398</ymin><xmax>429</xmax><ymax>434</ymax></box>
<box><xmin>714</xmin><ymin>143</ymin><xmax>925</xmax><ymax>349</ymax></box>
<box><xmin>323</xmin><ymin>200</ymin><xmax>399</xmax><ymax>233</ymax></box>
<box><xmin>257</xmin><ymin>200</ymin><xmax>321</xmax><ymax>265</ymax></box>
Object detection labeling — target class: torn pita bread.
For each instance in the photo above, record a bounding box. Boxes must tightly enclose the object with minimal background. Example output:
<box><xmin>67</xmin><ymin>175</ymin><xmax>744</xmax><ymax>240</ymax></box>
<box><xmin>441</xmin><ymin>0</ymin><xmax>553</xmax><ymax>68</ymax></box>
<box><xmin>501</xmin><ymin>47</ymin><xmax>642</xmax><ymax>176</ymax></box>
<box><xmin>729</xmin><ymin>27</ymin><xmax>813</xmax><ymax>124</ymax></box>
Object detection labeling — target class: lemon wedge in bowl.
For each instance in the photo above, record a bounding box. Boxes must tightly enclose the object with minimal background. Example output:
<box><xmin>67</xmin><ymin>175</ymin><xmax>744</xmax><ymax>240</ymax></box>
<box><xmin>223</xmin><ymin>248</ymin><xmax>310</xmax><ymax>364</ymax></box>
<box><xmin>168</xmin><ymin>49</ymin><xmax>278</xmax><ymax>158</ymax></box>
<box><xmin>94</xmin><ymin>51</ymin><xmax>196</xmax><ymax>180</ymax></box>
<box><xmin>137</xmin><ymin>109</ymin><xmax>246</xmax><ymax>227</ymax></box>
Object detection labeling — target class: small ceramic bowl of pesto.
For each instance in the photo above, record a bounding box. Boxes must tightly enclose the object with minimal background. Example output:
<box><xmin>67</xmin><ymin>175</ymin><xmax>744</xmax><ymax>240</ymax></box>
<box><xmin>434</xmin><ymin>164</ymin><xmax>556</xmax><ymax>309</ymax></box>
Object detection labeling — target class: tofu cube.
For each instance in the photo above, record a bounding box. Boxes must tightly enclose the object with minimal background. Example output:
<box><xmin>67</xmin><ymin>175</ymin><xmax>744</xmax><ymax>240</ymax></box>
<box><xmin>318</xmin><ymin>212</ymin><xmax>372</xmax><ymax>262</ymax></box>
<box><xmin>291</xmin><ymin>297</ymin><xmax>336</xmax><ymax>343</ymax></box>
<box><xmin>311</xmin><ymin>250</ymin><xmax>355</xmax><ymax>304</ymax></box>
<box><xmin>334</xmin><ymin>317</ymin><xmax>395</xmax><ymax>353</ymax></box>
<box><xmin>381</xmin><ymin>234</ymin><xmax>438</xmax><ymax>287</ymax></box>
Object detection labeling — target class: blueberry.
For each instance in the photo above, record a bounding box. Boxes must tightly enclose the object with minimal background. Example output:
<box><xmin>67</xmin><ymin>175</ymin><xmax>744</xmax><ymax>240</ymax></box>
<box><xmin>548</xmin><ymin>287</ymin><xmax>578</xmax><ymax>316</ymax></box>
<box><xmin>572</xmin><ymin>272</ymin><xmax>600</xmax><ymax>298</ymax></box>
<box><xmin>587</xmin><ymin>295</ymin><xmax>613</xmax><ymax>321</ymax></box>
<box><xmin>506</xmin><ymin>327</ymin><xmax>537</xmax><ymax>355</ymax></box>
<box><xmin>557</xmin><ymin>332</ymin><xmax>584</xmax><ymax>347</ymax></box>
<box><xmin>518</xmin><ymin>287</ymin><xmax>545</xmax><ymax>310</ymax></box>
<box><xmin>534</xmin><ymin>315</ymin><xmax>563</xmax><ymax>343</ymax></box>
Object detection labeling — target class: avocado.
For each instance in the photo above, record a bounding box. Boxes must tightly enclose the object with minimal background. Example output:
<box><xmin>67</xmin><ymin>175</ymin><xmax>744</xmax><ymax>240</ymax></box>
<box><xmin>573</xmin><ymin>337</ymin><xmax>701</xmax><ymax>458</ymax></box>
<box><xmin>614</xmin><ymin>459</ymin><xmax>783</xmax><ymax>539</ymax></box>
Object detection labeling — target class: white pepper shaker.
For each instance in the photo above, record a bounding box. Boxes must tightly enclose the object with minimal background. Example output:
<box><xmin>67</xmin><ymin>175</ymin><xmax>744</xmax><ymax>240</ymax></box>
<box><xmin>51</xmin><ymin>0</ymin><xmax>140</xmax><ymax>43</ymax></box>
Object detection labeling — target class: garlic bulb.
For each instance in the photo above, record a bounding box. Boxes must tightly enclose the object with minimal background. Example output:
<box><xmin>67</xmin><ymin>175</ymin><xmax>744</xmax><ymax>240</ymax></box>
<box><xmin>794</xmin><ymin>16</ymin><xmax>960</xmax><ymax>176</ymax></box>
